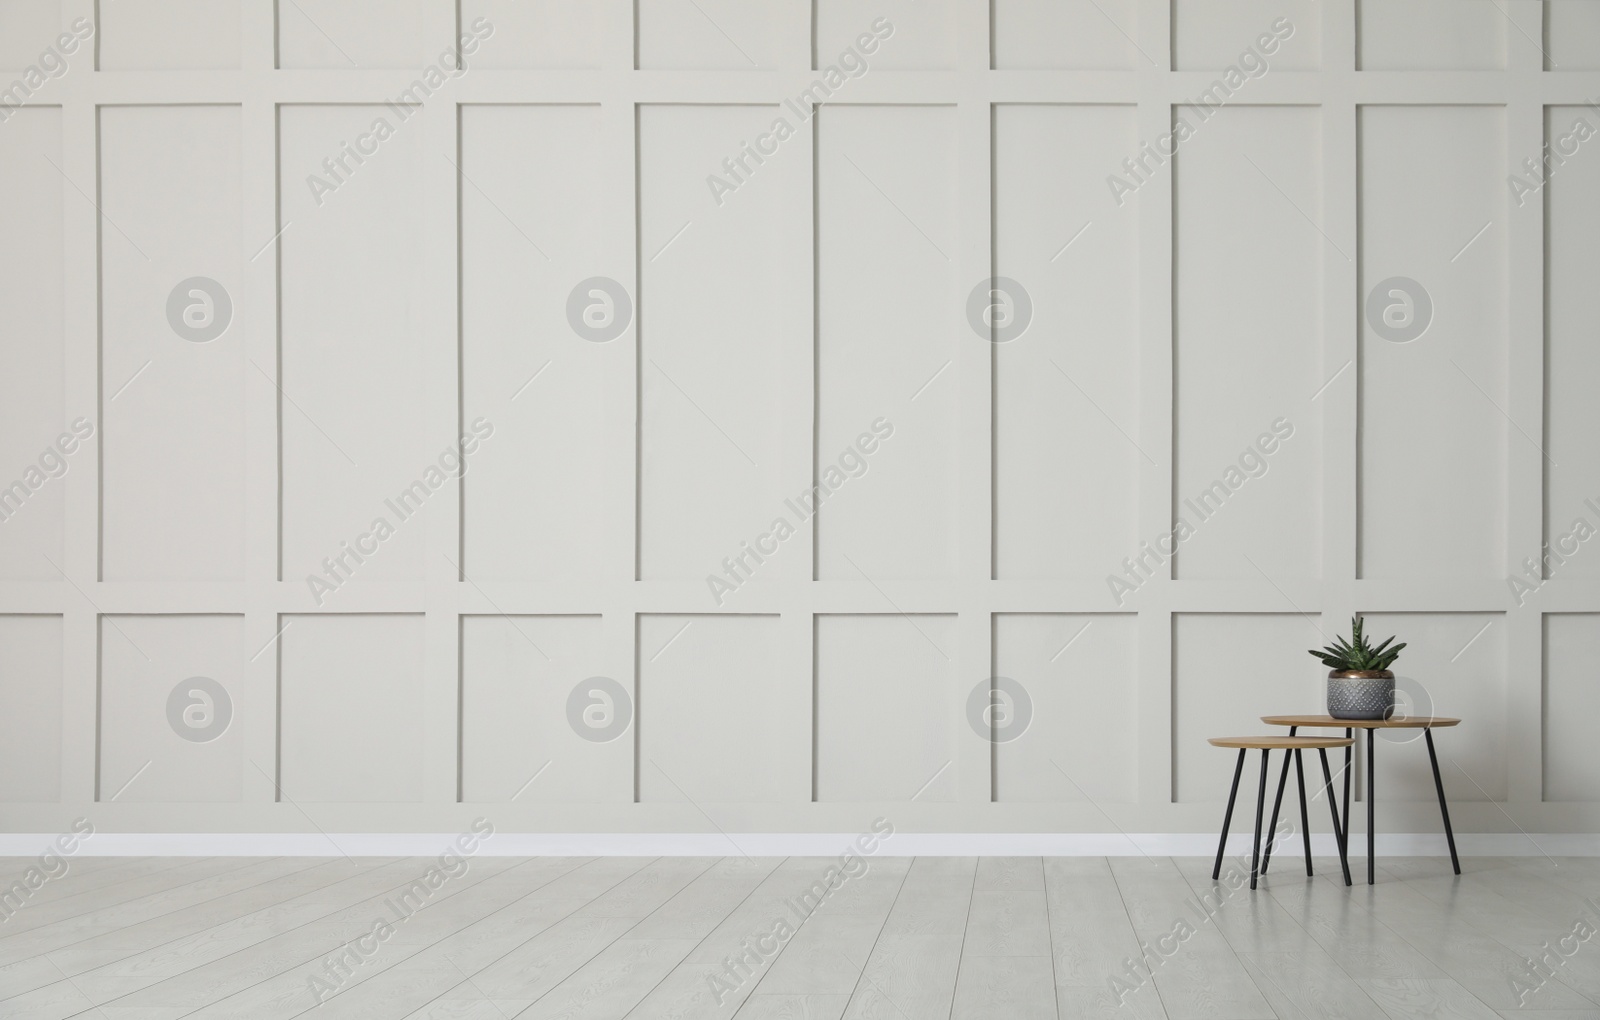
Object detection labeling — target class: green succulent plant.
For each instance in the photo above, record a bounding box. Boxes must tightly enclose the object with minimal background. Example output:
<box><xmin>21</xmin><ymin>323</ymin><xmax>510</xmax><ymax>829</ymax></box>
<box><xmin>1308</xmin><ymin>616</ymin><xmax>1404</xmax><ymax>672</ymax></box>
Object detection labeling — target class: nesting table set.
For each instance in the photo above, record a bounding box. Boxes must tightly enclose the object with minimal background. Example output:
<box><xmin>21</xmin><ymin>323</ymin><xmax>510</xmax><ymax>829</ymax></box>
<box><xmin>1210</xmin><ymin>715</ymin><xmax>1461</xmax><ymax>888</ymax></box>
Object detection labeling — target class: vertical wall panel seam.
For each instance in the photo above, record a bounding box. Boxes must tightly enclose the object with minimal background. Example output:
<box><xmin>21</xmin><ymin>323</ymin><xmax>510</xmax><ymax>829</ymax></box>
<box><xmin>1507</xmin><ymin>0</ymin><xmax>1547</xmax><ymax>803</ymax></box>
<box><xmin>241</xmin><ymin>0</ymin><xmax>282</xmax><ymax>802</ymax></box>
<box><xmin>423</xmin><ymin>0</ymin><xmax>465</xmax><ymax>805</ymax></box>
<box><xmin>1141</xmin><ymin>0</ymin><xmax>1176</xmax><ymax>805</ymax></box>
<box><xmin>61</xmin><ymin>0</ymin><xmax>100</xmax><ymax>807</ymax></box>
<box><xmin>1324</xmin><ymin>0</ymin><xmax>1357</xmax><ymax>682</ymax></box>
<box><xmin>955</xmin><ymin>0</ymin><xmax>995</xmax><ymax>806</ymax></box>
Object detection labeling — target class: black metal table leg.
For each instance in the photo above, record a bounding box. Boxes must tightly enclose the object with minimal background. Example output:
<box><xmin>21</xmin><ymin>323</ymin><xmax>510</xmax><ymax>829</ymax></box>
<box><xmin>1214</xmin><ymin>748</ymin><xmax>1246</xmax><ymax>880</ymax></box>
<box><xmin>1294</xmin><ymin>748</ymin><xmax>1313</xmax><ymax>876</ymax></box>
<box><xmin>1261</xmin><ymin>724</ymin><xmax>1297</xmax><ymax>875</ymax></box>
<box><xmin>1250</xmin><ymin>748</ymin><xmax>1270</xmax><ymax>890</ymax></box>
<box><xmin>1367</xmin><ymin>727</ymin><xmax>1376</xmax><ymax>885</ymax></box>
<box><xmin>1342</xmin><ymin>727</ymin><xmax>1352</xmax><ymax>856</ymax></box>
<box><xmin>1319</xmin><ymin>747</ymin><xmax>1352</xmax><ymax>886</ymax></box>
<box><xmin>1424</xmin><ymin>728</ymin><xmax>1461</xmax><ymax>875</ymax></box>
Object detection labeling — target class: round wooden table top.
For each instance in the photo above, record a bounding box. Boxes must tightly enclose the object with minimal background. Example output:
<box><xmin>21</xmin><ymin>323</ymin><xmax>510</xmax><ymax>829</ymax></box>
<box><xmin>1260</xmin><ymin>714</ymin><xmax>1460</xmax><ymax>729</ymax></box>
<box><xmin>1208</xmin><ymin>735</ymin><xmax>1357</xmax><ymax>750</ymax></box>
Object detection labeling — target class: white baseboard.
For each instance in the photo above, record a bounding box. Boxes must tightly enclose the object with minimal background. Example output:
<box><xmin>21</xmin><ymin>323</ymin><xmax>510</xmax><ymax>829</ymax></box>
<box><xmin>1</xmin><ymin>832</ymin><xmax>1597</xmax><ymax>856</ymax></box>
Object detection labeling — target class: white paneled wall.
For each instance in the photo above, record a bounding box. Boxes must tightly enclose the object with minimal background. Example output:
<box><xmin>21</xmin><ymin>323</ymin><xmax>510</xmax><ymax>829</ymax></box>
<box><xmin>278</xmin><ymin>614</ymin><xmax>426</xmax><ymax>803</ymax></box>
<box><xmin>0</xmin><ymin>0</ymin><xmax>1597</xmax><ymax>840</ymax></box>
<box><xmin>459</xmin><ymin>614</ymin><xmax>619</xmax><ymax>803</ymax></box>
<box><xmin>815</xmin><ymin>104</ymin><xmax>960</xmax><ymax>582</ymax></box>
<box><xmin>0</xmin><ymin>105</ymin><xmax>63</xmax><ymax>582</ymax></box>
<box><xmin>993</xmin><ymin>0</ymin><xmax>1139</xmax><ymax>70</ymax></box>
<box><xmin>278</xmin><ymin>103</ymin><xmax>434</xmax><ymax>585</ymax></box>
<box><xmin>992</xmin><ymin>104</ymin><xmax>1140</xmax><ymax>581</ymax></box>
<box><xmin>96</xmin><ymin>1</ymin><xmax>239</xmax><ymax>70</ymax></box>
<box><xmin>1358</xmin><ymin>105</ymin><xmax>1509</xmax><ymax>580</ymax></box>
<box><xmin>1544</xmin><ymin>104</ymin><xmax>1600</xmax><ymax>582</ymax></box>
<box><xmin>991</xmin><ymin>613</ymin><xmax>1138</xmax><ymax>804</ymax></box>
<box><xmin>1358</xmin><ymin>0</ymin><xmax>1508</xmax><ymax>70</ymax></box>
<box><xmin>816</xmin><ymin>614</ymin><xmax>960</xmax><ymax>803</ymax></box>
<box><xmin>1173</xmin><ymin>614</ymin><xmax>1326</xmax><ymax>804</ymax></box>
<box><xmin>1173</xmin><ymin>104</ymin><xmax>1322</xmax><ymax>581</ymax></box>
<box><xmin>1545</xmin><ymin>614</ymin><xmax>1600</xmax><ymax>802</ymax></box>
<box><xmin>98</xmin><ymin>614</ymin><xmax>246</xmax><ymax>803</ymax></box>
<box><xmin>0</xmin><ymin>615</ymin><xmax>62</xmax><ymax>802</ymax></box>
<box><xmin>99</xmin><ymin>105</ymin><xmax>245</xmax><ymax>582</ymax></box>
<box><xmin>638</xmin><ymin>614</ymin><xmax>799</xmax><ymax>803</ymax></box>
<box><xmin>1175</xmin><ymin>1</ymin><xmax>1321</xmax><ymax>71</ymax></box>
<box><xmin>460</xmin><ymin>103</ymin><xmax>613</xmax><ymax>581</ymax></box>
<box><xmin>277</xmin><ymin>0</ymin><xmax>435</xmax><ymax>70</ymax></box>
<box><xmin>637</xmin><ymin>104</ymin><xmax>798</xmax><ymax>580</ymax></box>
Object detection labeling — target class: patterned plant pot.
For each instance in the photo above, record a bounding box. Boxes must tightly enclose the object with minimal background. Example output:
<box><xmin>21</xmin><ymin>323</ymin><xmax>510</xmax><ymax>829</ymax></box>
<box><xmin>1327</xmin><ymin>670</ymin><xmax>1395</xmax><ymax>720</ymax></box>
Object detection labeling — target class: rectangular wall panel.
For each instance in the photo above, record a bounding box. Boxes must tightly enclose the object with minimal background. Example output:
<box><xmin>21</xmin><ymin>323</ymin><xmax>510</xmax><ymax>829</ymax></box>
<box><xmin>1173</xmin><ymin>0</ymin><xmax>1318</xmax><ymax>71</ymax></box>
<box><xmin>1173</xmin><ymin>613</ymin><xmax>1323</xmax><ymax>803</ymax></box>
<box><xmin>0</xmin><ymin>616</ymin><xmax>63</xmax><ymax>802</ymax></box>
<box><xmin>1544</xmin><ymin>105</ymin><xmax>1600</xmax><ymax>578</ymax></box>
<box><xmin>1357</xmin><ymin>0</ymin><xmax>1506</xmax><ymax>70</ymax></box>
<box><xmin>277</xmin><ymin>0</ymin><xmax>438</xmax><ymax>69</ymax></box>
<box><xmin>1359</xmin><ymin>612</ymin><xmax>1506</xmax><ymax>802</ymax></box>
<box><xmin>639</xmin><ymin>105</ymin><xmax>797</xmax><ymax>582</ymax></box>
<box><xmin>994</xmin><ymin>104</ymin><xmax>1139</xmax><ymax>581</ymax></box>
<box><xmin>1547</xmin><ymin>1</ymin><xmax>1600</xmax><ymax>70</ymax></box>
<box><xmin>460</xmin><ymin>615</ymin><xmax>625</xmax><ymax>803</ymax></box>
<box><xmin>279</xmin><ymin>614</ymin><xmax>424</xmax><ymax>802</ymax></box>
<box><xmin>1359</xmin><ymin>106</ymin><xmax>1507</xmax><ymax>580</ymax></box>
<box><xmin>1544</xmin><ymin>614</ymin><xmax>1600</xmax><ymax>801</ymax></box>
<box><xmin>992</xmin><ymin>0</ymin><xmax>1138</xmax><ymax>69</ymax></box>
<box><xmin>1174</xmin><ymin>105</ymin><xmax>1322</xmax><ymax>580</ymax></box>
<box><xmin>98</xmin><ymin>0</ymin><xmax>240</xmax><ymax>69</ymax></box>
<box><xmin>0</xmin><ymin>1</ymin><xmax>65</xmax><ymax>69</ymax></box>
<box><xmin>637</xmin><ymin>0</ymin><xmax>781</xmax><ymax>69</ymax></box>
<box><xmin>816</xmin><ymin>614</ymin><xmax>957</xmax><ymax>802</ymax></box>
<box><xmin>98</xmin><ymin>615</ymin><xmax>245</xmax><ymax>803</ymax></box>
<box><xmin>461</xmin><ymin>105</ymin><xmax>612</xmax><ymax>581</ymax></box>
<box><xmin>100</xmin><ymin>106</ymin><xmax>244</xmax><ymax>581</ymax></box>
<box><xmin>816</xmin><ymin>105</ymin><xmax>957</xmax><ymax>580</ymax></box>
<box><xmin>639</xmin><ymin>615</ymin><xmax>797</xmax><ymax>802</ymax></box>
<box><xmin>279</xmin><ymin>105</ymin><xmax>430</xmax><ymax>586</ymax></box>
<box><xmin>993</xmin><ymin>614</ymin><xmax>1136</xmax><ymax>802</ymax></box>
<box><xmin>460</xmin><ymin>0</ymin><xmax>598</xmax><ymax>68</ymax></box>
<box><xmin>816</xmin><ymin>0</ymin><xmax>955</xmax><ymax>70</ymax></box>
<box><xmin>0</xmin><ymin>106</ymin><xmax>64</xmax><ymax>580</ymax></box>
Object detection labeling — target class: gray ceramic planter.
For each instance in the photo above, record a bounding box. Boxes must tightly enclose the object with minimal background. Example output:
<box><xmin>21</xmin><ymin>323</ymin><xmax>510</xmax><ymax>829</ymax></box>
<box><xmin>1327</xmin><ymin>670</ymin><xmax>1395</xmax><ymax>720</ymax></box>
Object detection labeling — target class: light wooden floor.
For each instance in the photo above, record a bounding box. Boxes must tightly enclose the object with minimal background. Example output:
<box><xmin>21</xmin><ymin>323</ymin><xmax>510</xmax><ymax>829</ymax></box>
<box><xmin>0</xmin><ymin>853</ymin><xmax>1597</xmax><ymax>1019</ymax></box>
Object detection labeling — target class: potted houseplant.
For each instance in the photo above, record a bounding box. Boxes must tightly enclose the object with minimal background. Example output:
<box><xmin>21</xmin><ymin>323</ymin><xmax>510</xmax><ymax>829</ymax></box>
<box><xmin>1307</xmin><ymin>616</ymin><xmax>1405</xmax><ymax>720</ymax></box>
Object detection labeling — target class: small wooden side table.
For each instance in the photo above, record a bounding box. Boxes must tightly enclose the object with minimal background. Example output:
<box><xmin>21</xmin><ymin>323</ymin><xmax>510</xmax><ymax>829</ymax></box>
<box><xmin>1261</xmin><ymin>714</ymin><xmax>1461</xmax><ymax>885</ymax></box>
<box><xmin>1208</xmin><ymin>736</ymin><xmax>1355</xmax><ymax>890</ymax></box>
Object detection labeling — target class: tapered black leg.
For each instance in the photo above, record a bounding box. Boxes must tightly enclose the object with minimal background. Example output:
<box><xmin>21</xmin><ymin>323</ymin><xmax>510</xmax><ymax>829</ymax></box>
<box><xmin>1251</xmin><ymin>749</ymin><xmax>1270</xmax><ymax>890</ymax></box>
<box><xmin>1342</xmin><ymin>727</ymin><xmax>1352</xmax><ymax>863</ymax></box>
<box><xmin>1425</xmin><ymin>729</ymin><xmax>1461</xmax><ymax>875</ymax></box>
<box><xmin>1261</xmin><ymin>729</ymin><xmax>1296</xmax><ymax>875</ymax></box>
<box><xmin>1367</xmin><ymin>727</ymin><xmax>1376</xmax><ymax>885</ymax></box>
<box><xmin>1295</xmin><ymin>748</ymin><xmax>1313</xmax><ymax>876</ymax></box>
<box><xmin>1214</xmin><ymin>748</ymin><xmax>1246</xmax><ymax>881</ymax></box>
<box><xmin>1320</xmin><ymin>747</ymin><xmax>1352</xmax><ymax>886</ymax></box>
